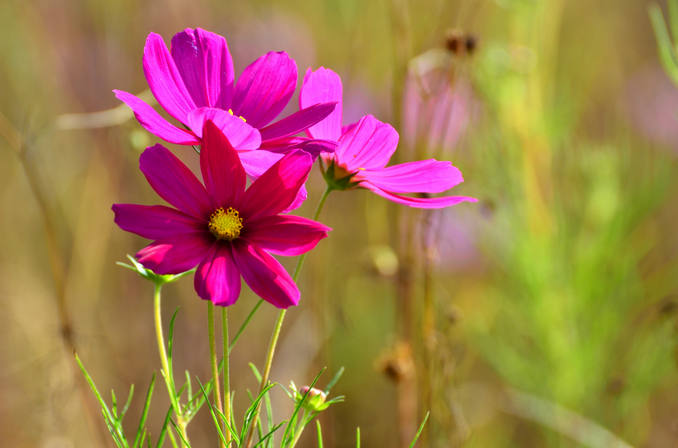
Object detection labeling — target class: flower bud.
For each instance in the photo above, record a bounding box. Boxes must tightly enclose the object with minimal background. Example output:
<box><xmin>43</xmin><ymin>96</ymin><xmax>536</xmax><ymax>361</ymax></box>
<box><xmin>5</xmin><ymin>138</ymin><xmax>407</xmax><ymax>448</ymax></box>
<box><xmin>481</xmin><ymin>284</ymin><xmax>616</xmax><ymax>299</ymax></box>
<box><xmin>290</xmin><ymin>382</ymin><xmax>330</xmax><ymax>412</ymax></box>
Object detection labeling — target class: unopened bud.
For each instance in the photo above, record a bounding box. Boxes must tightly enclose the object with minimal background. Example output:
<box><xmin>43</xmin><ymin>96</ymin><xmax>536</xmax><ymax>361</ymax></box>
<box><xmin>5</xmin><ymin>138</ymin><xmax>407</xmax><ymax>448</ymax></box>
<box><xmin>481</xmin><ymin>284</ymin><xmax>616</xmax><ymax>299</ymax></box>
<box><xmin>290</xmin><ymin>382</ymin><xmax>330</xmax><ymax>412</ymax></box>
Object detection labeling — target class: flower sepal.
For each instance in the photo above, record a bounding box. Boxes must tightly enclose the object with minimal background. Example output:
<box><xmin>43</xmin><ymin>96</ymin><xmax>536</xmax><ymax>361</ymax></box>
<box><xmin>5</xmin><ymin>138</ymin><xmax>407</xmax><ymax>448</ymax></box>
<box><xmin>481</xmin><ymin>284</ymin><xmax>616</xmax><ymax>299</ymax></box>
<box><xmin>320</xmin><ymin>159</ymin><xmax>359</xmax><ymax>191</ymax></box>
<box><xmin>117</xmin><ymin>254</ymin><xmax>195</xmax><ymax>287</ymax></box>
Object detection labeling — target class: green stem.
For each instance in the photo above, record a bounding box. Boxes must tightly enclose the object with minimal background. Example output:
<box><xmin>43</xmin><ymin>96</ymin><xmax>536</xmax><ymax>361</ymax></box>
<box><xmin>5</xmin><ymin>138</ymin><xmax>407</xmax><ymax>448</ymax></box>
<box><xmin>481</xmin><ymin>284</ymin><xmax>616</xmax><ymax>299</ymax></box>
<box><xmin>208</xmin><ymin>302</ymin><xmax>225</xmax><ymax>448</ymax></box>
<box><xmin>222</xmin><ymin>307</ymin><xmax>231</xmax><ymax>446</ymax></box>
<box><xmin>244</xmin><ymin>186</ymin><xmax>333</xmax><ymax>448</ymax></box>
<box><xmin>289</xmin><ymin>410</ymin><xmax>314</xmax><ymax>448</ymax></box>
<box><xmin>153</xmin><ymin>284</ymin><xmax>190</xmax><ymax>446</ymax></box>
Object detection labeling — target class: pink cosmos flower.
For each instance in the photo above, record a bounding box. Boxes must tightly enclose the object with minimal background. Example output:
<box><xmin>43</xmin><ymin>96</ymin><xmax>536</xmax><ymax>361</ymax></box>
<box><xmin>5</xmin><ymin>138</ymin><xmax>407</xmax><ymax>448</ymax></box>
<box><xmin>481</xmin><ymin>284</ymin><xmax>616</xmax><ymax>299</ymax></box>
<box><xmin>300</xmin><ymin>68</ymin><xmax>477</xmax><ymax>208</ymax></box>
<box><xmin>114</xmin><ymin>28</ymin><xmax>337</xmax><ymax>174</ymax></box>
<box><xmin>112</xmin><ymin>121</ymin><xmax>330</xmax><ymax>308</ymax></box>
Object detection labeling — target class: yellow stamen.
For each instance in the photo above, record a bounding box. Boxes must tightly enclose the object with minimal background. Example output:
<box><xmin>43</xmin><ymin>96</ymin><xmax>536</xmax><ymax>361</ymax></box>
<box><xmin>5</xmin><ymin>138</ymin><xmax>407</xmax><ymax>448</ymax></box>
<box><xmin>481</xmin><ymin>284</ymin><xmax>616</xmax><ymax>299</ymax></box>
<box><xmin>208</xmin><ymin>207</ymin><xmax>243</xmax><ymax>240</ymax></box>
<box><xmin>228</xmin><ymin>108</ymin><xmax>247</xmax><ymax>123</ymax></box>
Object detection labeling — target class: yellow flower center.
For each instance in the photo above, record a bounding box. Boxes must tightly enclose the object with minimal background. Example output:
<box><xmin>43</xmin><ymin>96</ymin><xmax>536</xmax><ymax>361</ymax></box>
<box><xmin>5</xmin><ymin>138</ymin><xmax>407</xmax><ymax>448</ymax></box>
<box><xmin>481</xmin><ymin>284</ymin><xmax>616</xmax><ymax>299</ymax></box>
<box><xmin>208</xmin><ymin>207</ymin><xmax>243</xmax><ymax>241</ymax></box>
<box><xmin>227</xmin><ymin>108</ymin><xmax>247</xmax><ymax>123</ymax></box>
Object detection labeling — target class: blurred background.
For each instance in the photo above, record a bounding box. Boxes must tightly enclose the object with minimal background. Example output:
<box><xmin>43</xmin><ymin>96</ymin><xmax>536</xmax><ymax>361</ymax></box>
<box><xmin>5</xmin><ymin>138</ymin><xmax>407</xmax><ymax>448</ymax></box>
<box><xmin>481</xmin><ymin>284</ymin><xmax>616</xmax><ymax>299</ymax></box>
<box><xmin>2</xmin><ymin>0</ymin><xmax>678</xmax><ymax>446</ymax></box>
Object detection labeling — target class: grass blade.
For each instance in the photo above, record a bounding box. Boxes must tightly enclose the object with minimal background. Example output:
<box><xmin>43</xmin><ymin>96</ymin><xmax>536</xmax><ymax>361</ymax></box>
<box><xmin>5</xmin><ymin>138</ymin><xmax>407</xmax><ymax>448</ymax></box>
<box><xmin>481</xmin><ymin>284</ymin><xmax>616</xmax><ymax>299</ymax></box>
<box><xmin>408</xmin><ymin>412</ymin><xmax>430</xmax><ymax>448</ymax></box>
<box><xmin>133</xmin><ymin>373</ymin><xmax>156</xmax><ymax>448</ymax></box>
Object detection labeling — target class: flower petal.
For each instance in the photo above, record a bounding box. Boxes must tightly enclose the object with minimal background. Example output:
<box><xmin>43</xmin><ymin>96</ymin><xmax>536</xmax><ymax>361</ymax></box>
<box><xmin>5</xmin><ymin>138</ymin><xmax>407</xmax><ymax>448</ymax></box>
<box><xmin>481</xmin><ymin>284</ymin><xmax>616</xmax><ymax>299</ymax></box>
<box><xmin>300</xmin><ymin>67</ymin><xmax>343</xmax><ymax>141</ymax></box>
<box><xmin>237</xmin><ymin>149</ymin><xmax>284</xmax><ymax>178</ymax></box>
<box><xmin>259</xmin><ymin>102</ymin><xmax>337</xmax><ymax>141</ymax></box>
<box><xmin>232</xmin><ymin>241</ymin><xmax>299</xmax><ymax>308</ymax></box>
<box><xmin>170</xmin><ymin>28</ymin><xmax>235</xmax><ymax>108</ymax></box>
<box><xmin>358</xmin><ymin>160</ymin><xmax>464</xmax><ymax>193</ymax></box>
<box><xmin>194</xmin><ymin>244</ymin><xmax>241</xmax><ymax>306</ymax></box>
<box><xmin>113</xmin><ymin>204</ymin><xmax>204</xmax><ymax>240</ymax></box>
<box><xmin>335</xmin><ymin>115</ymin><xmax>398</xmax><ymax>172</ymax></box>
<box><xmin>236</xmin><ymin>150</ymin><xmax>308</xmax><ymax>213</ymax></box>
<box><xmin>113</xmin><ymin>90</ymin><xmax>199</xmax><ymax>145</ymax></box>
<box><xmin>186</xmin><ymin>107</ymin><xmax>261</xmax><ymax>150</ymax></box>
<box><xmin>238</xmin><ymin>150</ymin><xmax>312</xmax><ymax>219</ymax></box>
<box><xmin>200</xmin><ymin>120</ymin><xmax>247</xmax><ymax>207</ymax></box>
<box><xmin>244</xmin><ymin>215</ymin><xmax>330</xmax><ymax>256</ymax></box>
<box><xmin>261</xmin><ymin>137</ymin><xmax>337</xmax><ymax>157</ymax></box>
<box><xmin>361</xmin><ymin>181</ymin><xmax>477</xmax><ymax>209</ymax></box>
<box><xmin>143</xmin><ymin>33</ymin><xmax>197</xmax><ymax>122</ymax></box>
<box><xmin>136</xmin><ymin>234</ymin><xmax>213</xmax><ymax>274</ymax></box>
<box><xmin>231</xmin><ymin>51</ymin><xmax>297</xmax><ymax>128</ymax></box>
<box><xmin>139</xmin><ymin>144</ymin><xmax>212</xmax><ymax>218</ymax></box>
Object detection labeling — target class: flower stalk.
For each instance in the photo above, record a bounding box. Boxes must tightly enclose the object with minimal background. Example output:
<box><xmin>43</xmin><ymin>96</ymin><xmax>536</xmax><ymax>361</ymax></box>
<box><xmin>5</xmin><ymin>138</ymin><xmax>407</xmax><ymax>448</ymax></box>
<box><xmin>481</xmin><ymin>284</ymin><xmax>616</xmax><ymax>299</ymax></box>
<box><xmin>244</xmin><ymin>185</ymin><xmax>333</xmax><ymax>448</ymax></box>
<box><xmin>208</xmin><ymin>302</ymin><xmax>225</xmax><ymax>448</ymax></box>
<box><xmin>153</xmin><ymin>284</ymin><xmax>190</xmax><ymax>446</ymax></box>
<box><xmin>222</xmin><ymin>307</ymin><xmax>231</xmax><ymax>446</ymax></box>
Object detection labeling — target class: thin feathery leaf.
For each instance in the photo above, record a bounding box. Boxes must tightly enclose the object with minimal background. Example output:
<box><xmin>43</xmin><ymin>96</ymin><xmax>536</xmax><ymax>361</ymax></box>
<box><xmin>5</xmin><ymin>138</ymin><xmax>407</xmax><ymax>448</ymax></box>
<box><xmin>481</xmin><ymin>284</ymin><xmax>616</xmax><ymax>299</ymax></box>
<box><xmin>196</xmin><ymin>377</ymin><xmax>237</xmax><ymax>445</ymax></box>
<box><xmin>324</xmin><ymin>367</ymin><xmax>344</xmax><ymax>394</ymax></box>
<box><xmin>133</xmin><ymin>374</ymin><xmax>156</xmax><ymax>448</ymax></box>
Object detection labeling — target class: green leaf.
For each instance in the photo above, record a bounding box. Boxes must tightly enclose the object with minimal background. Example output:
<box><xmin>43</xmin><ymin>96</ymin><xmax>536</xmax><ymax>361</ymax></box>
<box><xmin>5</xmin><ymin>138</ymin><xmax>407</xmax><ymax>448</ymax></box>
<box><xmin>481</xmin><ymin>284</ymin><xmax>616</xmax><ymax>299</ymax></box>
<box><xmin>240</xmin><ymin>383</ymin><xmax>276</xmax><ymax>443</ymax></box>
<box><xmin>169</xmin><ymin>419</ymin><xmax>191</xmax><ymax>448</ymax></box>
<box><xmin>248</xmin><ymin>363</ymin><xmax>275</xmax><ymax>433</ymax></box>
<box><xmin>74</xmin><ymin>354</ymin><xmax>129</xmax><ymax>447</ymax></box>
<box><xmin>121</xmin><ymin>384</ymin><xmax>135</xmax><ymax>419</ymax></box>
<box><xmin>668</xmin><ymin>0</ymin><xmax>678</xmax><ymax>44</ymax></box>
<box><xmin>253</xmin><ymin>421</ymin><xmax>286</xmax><ymax>447</ymax></box>
<box><xmin>315</xmin><ymin>421</ymin><xmax>323</xmax><ymax>448</ymax></box>
<box><xmin>133</xmin><ymin>373</ymin><xmax>156</xmax><ymax>448</ymax></box>
<box><xmin>323</xmin><ymin>367</ymin><xmax>344</xmax><ymax>394</ymax></box>
<box><xmin>355</xmin><ymin>427</ymin><xmax>361</xmax><ymax>448</ymax></box>
<box><xmin>649</xmin><ymin>3</ymin><xmax>678</xmax><ymax>85</ymax></box>
<box><xmin>408</xmin><ymin>412</ymin><xmax>430</xmax><ymax>448</ymax></box>
<box><xmin>196</xmin><ymin>377</ymin><xmax>238</xmax><ymax>445</ymax></box>
<box><xmin>155</xmin><ymin>406</ymin><xmax>173</xmax><ymax>448</ymax></box>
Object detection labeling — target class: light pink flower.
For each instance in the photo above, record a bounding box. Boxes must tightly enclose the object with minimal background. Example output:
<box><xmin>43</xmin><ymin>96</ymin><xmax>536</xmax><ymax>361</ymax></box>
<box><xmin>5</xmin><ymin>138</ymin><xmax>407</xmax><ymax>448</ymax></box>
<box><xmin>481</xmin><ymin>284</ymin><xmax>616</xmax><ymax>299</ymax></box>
<box><xmin>114</xmin><ymin>28</ymin><xmax>337</xmax><ymax>174</ymax></box>
<box><xmin>300</xmin><ymin>67</ymin><xmax>477</xmax><ymax>208</ymax></box>
<box><xmin>113</xmin><ymin>121</ymin><xmax>330</xmax><ymax>308</ymax></box>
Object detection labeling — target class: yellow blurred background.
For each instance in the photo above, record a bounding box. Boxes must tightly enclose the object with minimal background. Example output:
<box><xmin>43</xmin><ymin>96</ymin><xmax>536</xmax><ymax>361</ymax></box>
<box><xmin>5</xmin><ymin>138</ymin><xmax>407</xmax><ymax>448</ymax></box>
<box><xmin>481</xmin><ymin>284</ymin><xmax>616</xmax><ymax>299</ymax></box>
<box><xmin>1</xmin><ymin>0</ymin><xmax>678</xmax><ymax>446</ymax></box>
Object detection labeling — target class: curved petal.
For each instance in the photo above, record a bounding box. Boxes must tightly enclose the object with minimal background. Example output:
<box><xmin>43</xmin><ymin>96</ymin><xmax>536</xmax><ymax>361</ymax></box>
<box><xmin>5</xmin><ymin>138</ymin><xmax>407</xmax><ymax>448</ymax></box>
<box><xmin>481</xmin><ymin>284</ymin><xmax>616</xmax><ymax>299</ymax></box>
<box><xmin>139</xmin><ymin>144</ymin><xmax>212</xmax><ymax>218</ymax></box>
<box><xmin>170</xmin><ymin>28</ymin><xmax>235</xmax><ymax>108</ymax></box>
<box><xmin>336</xmin><ymin>115</ymin><xmax>398</xmax><ymax>172</ymax></box>
<box><xmin>113</xmin><ymin>204</ymin><xmax>204</xmax><ymax>240</ymax></box>
<box><xmin>260</xmin><ymin>136</ymin><xmax>337</xmax><ymax>157</ymax></box>
<box><xmin>232</xmin><ymin>241</ymin><xmax>299</xmax><ymax>308</ymax></box>
<box><xmin>200</xmin><ymin>120</ymin><xmax>247</xmax><ymax>207</ymax></box>
<box><xmin>300</xmin><ymin>67</ymin><xmax>343</xmax><ymax>141</ymax></box>
<box><xmin>237</xmin><ymin>149</ymin><xmax>283</xmax><ymax>178</ymax></box>
<box><xmin>238</xmin><ymin>150</ymin><xmax>312</xmax><ymax>219</ymax></box>
<box><xmin>187</xmin><ymin>107</ymin><xmax>261</xmax><ymax>150</ymax></box>
<box><xmin>143</xmin><ymin>33</ymin><xmax>196</xmax><ymax>122</ymax></box>
<box><xmin>358</xmin><ymin>160</ymin><xmax>464</xmax><ymax>194</ymax></box>
<box><xmin>361</xmin><ymin>181</ymin><xmax>477</xmax><ymax>209</ymax></box>
<box><xmin>259</xmin><ymin>102</ymin><xmax>337</xmax><ymax>141</ymax></box>
<box><xmin>283</xmin><ymin>183</ymin><xmax>307</xmax><ymax>213</ymax></box>
<box><xmin>244</xmin><ymin>215</ymin><xmax>330</xmax><ymax>256</ymax></box>
<box><xmin>136</xmin><ymin>234</ymin><xmax>213</xmax><ymax>274</ymax></box>
<box><xmin>194</xmin><ymin>244</ymin><xmax>241</xmax><ymax>306</ymax></box>
<box><xmin>114</xmin><ymin>90</ymin><xmax>199</xmax><ymax>145</ymax></box>
<box><xmin>231</xmin><ymin>51</ymin><xmax>297</xmax><ymax>128</ymax></box>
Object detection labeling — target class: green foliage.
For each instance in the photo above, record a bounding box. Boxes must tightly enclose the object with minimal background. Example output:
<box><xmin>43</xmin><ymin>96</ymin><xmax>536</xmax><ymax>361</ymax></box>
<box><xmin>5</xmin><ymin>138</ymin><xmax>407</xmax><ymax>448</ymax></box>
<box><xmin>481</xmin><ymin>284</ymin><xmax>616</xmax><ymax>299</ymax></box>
<box><xmin>118</xmin><ymin>255</ymin><xmax>195</xmax><ymax>287</ymax></box>
<box><xmin>75</xmin><ymin>354</ymin><xmax>156</xmax><ymax>448</ymax></box>
<box><xmin>650</xmin><ymin>1</ymin><xmax>678</xmax><ymax>86</ymax></box>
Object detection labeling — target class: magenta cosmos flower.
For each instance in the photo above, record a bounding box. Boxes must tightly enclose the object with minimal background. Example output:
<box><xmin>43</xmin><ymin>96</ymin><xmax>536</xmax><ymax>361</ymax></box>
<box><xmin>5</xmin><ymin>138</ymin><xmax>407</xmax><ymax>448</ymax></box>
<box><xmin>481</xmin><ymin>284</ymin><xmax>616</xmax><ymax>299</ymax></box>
<box><xmin>113</xmin><ymin>121</ymin><xmax>330</xmax><ymax>308</ymax></box>
<box><xmin>300</xmin><ymin>68</ymin><xmax>477</xmax><ymax>208</ymax></box>
<box><xmin>114</xmin><ymin>28</ymin><xmax>337</xmax><ymax>172</ymax></box>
